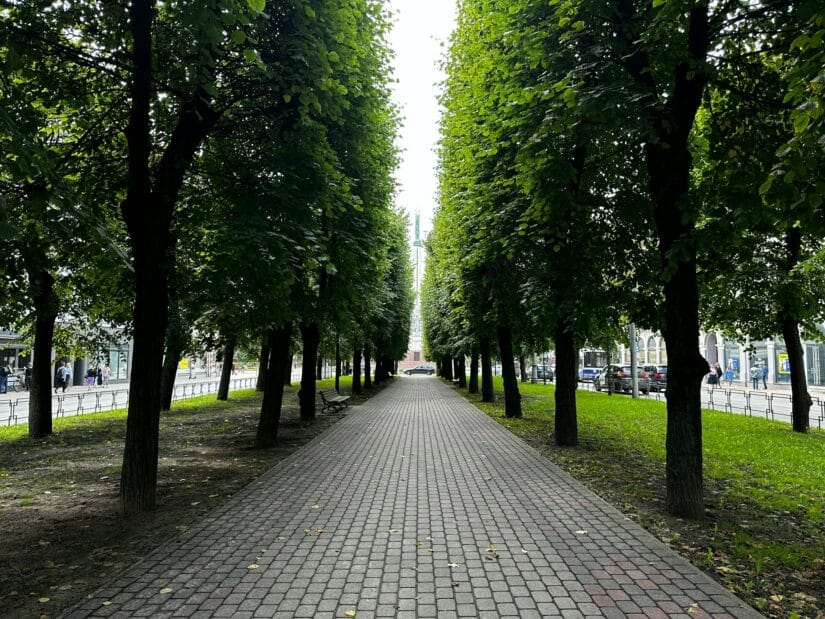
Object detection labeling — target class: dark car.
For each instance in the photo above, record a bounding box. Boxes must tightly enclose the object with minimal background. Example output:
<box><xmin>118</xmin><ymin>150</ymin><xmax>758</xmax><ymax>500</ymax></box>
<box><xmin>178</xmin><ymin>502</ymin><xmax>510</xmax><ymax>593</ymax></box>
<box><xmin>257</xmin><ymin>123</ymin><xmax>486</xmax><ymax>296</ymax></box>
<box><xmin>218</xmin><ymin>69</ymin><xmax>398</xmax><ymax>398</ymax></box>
<box><xmin>594</xmin><ymin>365</ymin><xmax>650</xmax><ymax>394</ymax></box>
<box><xmin>404</xmin><ymin>365</ymin><xmax>435</xmax><ymax>376</ymax></box>
<box><xmin>646</xmin><ymin>365</ymin><xmax>668</xmax><ymax>392</ymax></box>
<box><xmin>536</xmin><ymin>365</ymin><xmax>554</xmax><ymax>381</ymax></box>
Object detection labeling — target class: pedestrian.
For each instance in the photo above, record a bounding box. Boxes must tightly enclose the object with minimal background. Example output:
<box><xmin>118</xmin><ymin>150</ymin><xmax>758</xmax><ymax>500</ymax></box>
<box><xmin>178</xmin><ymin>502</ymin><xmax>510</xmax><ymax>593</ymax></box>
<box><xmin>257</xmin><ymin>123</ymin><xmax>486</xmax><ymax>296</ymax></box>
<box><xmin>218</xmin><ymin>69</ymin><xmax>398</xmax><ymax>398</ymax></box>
<box><xmin>762</xmin><ymin>364</ymin><xmax>768</xmax><ymax>389</ymax></box>
<box><xmin>749</xmin><ymin>364</ymin><xmax>760</xmax><ymax>389</ymax></box>
<box><xmin>85</xmin><ymin>367</ymin><xmax>97</xmax><ymax>390</ymax></box>
<box><xmin>101</xmin><ymin>363</ymin><xmax>110</xmax><ymax>386</ymax></box>
<box><xmin>707</xmin><ymin>364</ymin><xmax>718</xmax><ymax>387</ymax></box>
<box><xmin>0</xmin><ymin>363</ymin><xmax>9</xmax><ymax>394</ymax></box>
<box><xmin>724</xmin><ymin>361</ymin><xmax>734</xmax><ymax>386</ymax></box>
<box><xmin>24</xmin><ymin>362</ymin><xmax>32</xmax><ymax>391</ymax></box>
<box><xmin>55</xmin><ymin>361</ymin><xmax>72</xmax><ymax>393</ymax></box>
<box><xmin>713</xmin><ymin>362</ymin><xmax>723</xmax><ymax>387</ymax></box>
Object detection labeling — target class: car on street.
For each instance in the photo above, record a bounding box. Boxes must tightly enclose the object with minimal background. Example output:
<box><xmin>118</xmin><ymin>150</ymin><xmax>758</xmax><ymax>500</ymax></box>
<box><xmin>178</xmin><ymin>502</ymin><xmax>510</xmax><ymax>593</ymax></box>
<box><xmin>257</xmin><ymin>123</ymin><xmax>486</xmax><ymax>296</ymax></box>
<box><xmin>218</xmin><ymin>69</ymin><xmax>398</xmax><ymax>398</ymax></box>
<box><xmin>536</xmin><ymin>365</ymin><xmax>554</xmax><ymax>381</ymax></box>
<box><xmin>646</xmin><ymin>365</ymin><xmax>668</xmax><ymax>392</ymax></box>
<box><xmin>404</xmin><ymin>365</ymin><xmax>435</xmax><ymax>376</ymax></box>
<box><xmin>594</xmin><ymin>365</ymin><xmax>650</xmax><ymax>394</ymax></box>
<box><xmin>578</xmin><ymin>367</ymin><xmax>601</xmax><ymax>382</ymax></box>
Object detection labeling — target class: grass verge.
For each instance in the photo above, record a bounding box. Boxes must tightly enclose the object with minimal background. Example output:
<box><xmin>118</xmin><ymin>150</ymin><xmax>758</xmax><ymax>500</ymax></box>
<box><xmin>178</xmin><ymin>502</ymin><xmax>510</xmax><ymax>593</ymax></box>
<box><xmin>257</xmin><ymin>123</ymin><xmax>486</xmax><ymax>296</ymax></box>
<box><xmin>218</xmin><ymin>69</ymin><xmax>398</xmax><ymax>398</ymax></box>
<box><xmin>459</xmin><ymin>377</ymin><xmax>824</xmax><ymax>619</ymax></box>
<box><xmin>0</xmin><ymin>376</ymin><xmax>381</xmax><ymax>618</ymax></box>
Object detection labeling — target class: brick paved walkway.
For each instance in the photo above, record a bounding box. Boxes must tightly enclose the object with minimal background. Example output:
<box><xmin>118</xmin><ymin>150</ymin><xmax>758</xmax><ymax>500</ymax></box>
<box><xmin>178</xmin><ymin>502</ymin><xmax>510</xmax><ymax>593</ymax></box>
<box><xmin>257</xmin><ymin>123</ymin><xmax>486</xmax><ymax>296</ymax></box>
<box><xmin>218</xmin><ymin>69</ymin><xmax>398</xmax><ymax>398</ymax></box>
<box><xmin>65</xmin><ymin>378</ymin><xmax>760</xmax><ymax>618</ymax></box>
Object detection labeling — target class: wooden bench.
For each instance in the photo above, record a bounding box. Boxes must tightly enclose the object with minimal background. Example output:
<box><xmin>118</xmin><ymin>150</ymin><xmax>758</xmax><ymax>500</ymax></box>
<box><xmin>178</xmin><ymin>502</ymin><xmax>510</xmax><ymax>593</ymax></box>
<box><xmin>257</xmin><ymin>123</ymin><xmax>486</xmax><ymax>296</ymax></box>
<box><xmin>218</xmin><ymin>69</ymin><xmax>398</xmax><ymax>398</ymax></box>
<box><xmin>318</xmin><ymin>388</ymin><xmax>350</xmax><ymax>413</ymax></box>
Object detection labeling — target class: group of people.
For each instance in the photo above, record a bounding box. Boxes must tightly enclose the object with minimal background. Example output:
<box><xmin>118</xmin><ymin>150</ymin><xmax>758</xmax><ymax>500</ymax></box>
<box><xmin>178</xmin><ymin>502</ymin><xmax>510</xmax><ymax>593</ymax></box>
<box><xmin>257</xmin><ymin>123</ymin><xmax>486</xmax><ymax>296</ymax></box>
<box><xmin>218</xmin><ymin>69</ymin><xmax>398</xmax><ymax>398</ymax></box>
<box><xmin>707</xmin><ymin>360</ymin><xmax>768</xmax><ymax>389</ymax></box>
<box><xmin>54</xmin><ymin>362</ymin><xmax>111</xmax><ymax>393</ymax></box>
<box><xmin>0</xmin><ymin>362</ymin><xmax>32</xmax><ymax>394</ymax></box>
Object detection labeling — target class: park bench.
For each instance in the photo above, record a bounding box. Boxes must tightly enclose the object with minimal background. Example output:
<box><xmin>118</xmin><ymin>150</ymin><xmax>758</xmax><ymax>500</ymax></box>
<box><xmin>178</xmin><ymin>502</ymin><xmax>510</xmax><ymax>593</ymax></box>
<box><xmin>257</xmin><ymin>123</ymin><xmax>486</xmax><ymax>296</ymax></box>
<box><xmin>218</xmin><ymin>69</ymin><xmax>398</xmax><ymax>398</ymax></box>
<box><xmin>318</xmin><ymin>388</ymin><xmax>350</xmax><ymax>413</ymax></box>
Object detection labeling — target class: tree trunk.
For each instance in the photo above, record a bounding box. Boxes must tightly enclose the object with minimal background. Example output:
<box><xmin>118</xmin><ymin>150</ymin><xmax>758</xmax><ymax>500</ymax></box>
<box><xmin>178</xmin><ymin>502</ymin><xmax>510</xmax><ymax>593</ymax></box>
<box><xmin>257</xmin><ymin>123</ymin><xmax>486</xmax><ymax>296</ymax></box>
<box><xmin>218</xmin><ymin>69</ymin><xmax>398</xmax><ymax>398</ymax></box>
<box><xmin>469</xmin><ymin>346</ymin><xmax>479</xmax><ymax>394</ymax></box>
<box><xmin>457</xmin><ymin>356</ymin><xmax>467</xmax><ymax>388</ymax></box>
<box><xmin>119</xmin><ymin>0</ymin><xmax>221</xmax><ymax>514</ymax></box>
<box><xmin>497</xmin><ymin>324</ymin><xmax>521</xmax><ymax>418</ymax></box>
<box><xmin>217</xmin><ymin>337</ymin><xmax>235</xmax><ymax>401</ymax></box>
<box><xmin>519</xmin><ymin>356</ymin><xmax>527</xmax><ymax>383</ymax></box>
<box><xmin>781</xmin><ymin>313</ymin><xmax>811</xmax><ymax>432</ymax></box>
<box><xmin>614</xmin><ymin>0</ymin><xmax>710</xmax><ymax>519</ymax></box>
<box><xmin>299</xmin><ymin>322</ymin><xmax>320</xmax><ymax>421</ymax></box>
<box><xmin>780</xmin><ymin>227</ymin><xmax>811</xmax><ymax>432</ymax></box>
<box><xmin>26</xmin><ymin>268</ymin><xmax>58</xmax><ymax>438</ymax></box>
<box><xmin>316</xmin><ymin>355</ymin><xmax>323</xmax><ymax>381</ymax></box>
<box><xmin>480</xmin><ymin>336</ymin><xmax>494</xmax><ymax>403</ymax></box>
<box><xmin>352</xmin><ymin>346</ymin><xmax>362</xmax><ymax>395</ymax></box>
<box><xmin>284</xmin><ymin>353</ymin><xmax>293</xmax><ymax>386</ymax></box>
<box><xmin>443</xmin><ymin>355</ymin><xmax>454</xmax><ymax>381</ymax></box>
<box><xmin>254</xmin><ymin>324</ymin><xmax>292</xmax><ymax>448</ymax></box>
<box><xmin>554</xmin><ymin>319</ymin><xmax>578</xmax><ymax>446</ymax></box>
<box><xmin>159</xmin><ymin>323</ymin><xmax>186</xmax><ymax>411</ymax></box>
<box><xmin>363</xmin><ymin>345</ymin><xmax>372</xmax><ymax>389</ymax></box>
<box><xmin>335</xmin><ymin>336</ymin><xmax>341</xmax><ymax>392</ymax></box>
<box><xmin>256</xmin><ymin>339</ymin><xmax>270</xmax><ymax>391</ymax></box>
<box><xmin>373</xmin><ymin>349</ymin><xmax>384</xmax><ymax>385</ymax></box>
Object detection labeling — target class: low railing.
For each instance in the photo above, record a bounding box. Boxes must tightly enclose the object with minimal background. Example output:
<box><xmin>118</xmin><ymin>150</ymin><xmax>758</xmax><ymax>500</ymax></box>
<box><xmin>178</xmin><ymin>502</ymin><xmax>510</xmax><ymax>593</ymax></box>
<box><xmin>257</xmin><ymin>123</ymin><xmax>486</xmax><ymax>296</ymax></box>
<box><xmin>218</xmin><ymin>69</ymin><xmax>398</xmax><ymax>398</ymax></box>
<box><xmin>580</xmin><ymin>380</ymin><xmax>823</xmax><ymax>429</ymax></box>
<box><xmin>0</xmin><ymin>377</ymin><xmax>257</xmax><ymax>427</ymax></box>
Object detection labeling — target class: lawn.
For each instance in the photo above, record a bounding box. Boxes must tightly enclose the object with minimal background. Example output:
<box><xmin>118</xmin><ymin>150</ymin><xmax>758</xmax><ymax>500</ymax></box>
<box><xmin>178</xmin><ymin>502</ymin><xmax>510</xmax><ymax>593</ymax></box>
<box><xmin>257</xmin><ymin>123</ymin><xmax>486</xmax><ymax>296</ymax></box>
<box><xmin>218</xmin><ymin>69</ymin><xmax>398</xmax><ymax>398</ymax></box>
<box><xmin>460</xmin><ymin>378</ymin><xmax>825</xmax><ymax>619</ymax></box>
<box><xmin>0</xmin><ymin>376</ymin><xmax>372</xmax><ymax>618</ymax></box>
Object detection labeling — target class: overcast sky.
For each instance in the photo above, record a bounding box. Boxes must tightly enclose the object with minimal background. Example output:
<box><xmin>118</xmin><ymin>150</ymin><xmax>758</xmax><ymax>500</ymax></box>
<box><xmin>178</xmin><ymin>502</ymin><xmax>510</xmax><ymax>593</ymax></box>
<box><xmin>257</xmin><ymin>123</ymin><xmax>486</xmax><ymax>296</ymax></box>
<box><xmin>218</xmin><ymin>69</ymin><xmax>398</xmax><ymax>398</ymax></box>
<box><xmin>387</xmin><ymin>0</ymin><xmax>457</xmax><ymax>242</ymax></box>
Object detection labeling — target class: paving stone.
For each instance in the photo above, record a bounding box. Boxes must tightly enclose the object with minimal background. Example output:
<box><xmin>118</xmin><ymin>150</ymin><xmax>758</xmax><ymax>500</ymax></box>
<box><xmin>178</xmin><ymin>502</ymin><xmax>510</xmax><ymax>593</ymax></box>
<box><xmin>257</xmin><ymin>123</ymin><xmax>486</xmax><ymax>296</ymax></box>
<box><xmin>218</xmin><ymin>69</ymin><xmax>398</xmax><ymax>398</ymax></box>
<box><xmin>60</xmin><ymin>378</ymin><xmax>761</xmax><ymax>618</ymax></box>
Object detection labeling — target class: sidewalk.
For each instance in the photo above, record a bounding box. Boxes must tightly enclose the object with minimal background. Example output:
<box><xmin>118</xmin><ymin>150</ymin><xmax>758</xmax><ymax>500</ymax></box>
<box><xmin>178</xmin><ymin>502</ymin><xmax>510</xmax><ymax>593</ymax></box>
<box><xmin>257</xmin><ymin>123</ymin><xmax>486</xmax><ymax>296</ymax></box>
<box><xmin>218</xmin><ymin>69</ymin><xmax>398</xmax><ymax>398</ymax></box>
<box><xmin>64</xmin><ymin>377</ymin><xmax>759</xmax><ymax>618</ymax></box>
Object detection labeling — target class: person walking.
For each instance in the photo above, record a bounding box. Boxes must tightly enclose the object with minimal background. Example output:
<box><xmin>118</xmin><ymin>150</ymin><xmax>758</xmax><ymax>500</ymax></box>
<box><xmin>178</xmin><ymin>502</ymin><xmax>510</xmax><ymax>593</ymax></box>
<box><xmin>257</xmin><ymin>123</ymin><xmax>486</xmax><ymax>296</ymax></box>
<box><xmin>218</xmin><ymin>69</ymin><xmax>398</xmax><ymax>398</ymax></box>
<box><xmin>101</xmin><ymin>363</ymin><xmax>111</xmax><ymax>386</ymax></box>
<box><xmin>85</xmin><ymin>367</ymin><xmax>97</xmax><ymax>390</ymax></box>
<box><xmin>713</xmin><ymin>362</ymin><xmax>723</xmax><ymax>388</ymax></box>
<box><xmin>762</xmin><ymin>364</ymin><xmax>768</xmax><ymax>389</ymax></box>
<box><xmin>24</xmin><ymin>362</ymin><xmax>32</xmax><ymax>391</ymax></box>
<box><xmin>707</xmin><ymin>363</ymin><xmax>718</xmax><ymax>387</ymax></box>
<box><xmin>0</xmin><ymin>363</ymin><xmax>9</xmax><ymax>394</ymax></box>
<box><xmin>749</xmin><ymin>364</ymin><xmax>761</xmax><ymax>390</ymax></box>
<box><xmin>724</xmin><ymin>361</ymin><xmax>734</xmax><ymax>386</ymax></box>
<box><xmin>55</xmin><ymin>362</ymin><xmax>72</xmax><ymax>393</ymax></box>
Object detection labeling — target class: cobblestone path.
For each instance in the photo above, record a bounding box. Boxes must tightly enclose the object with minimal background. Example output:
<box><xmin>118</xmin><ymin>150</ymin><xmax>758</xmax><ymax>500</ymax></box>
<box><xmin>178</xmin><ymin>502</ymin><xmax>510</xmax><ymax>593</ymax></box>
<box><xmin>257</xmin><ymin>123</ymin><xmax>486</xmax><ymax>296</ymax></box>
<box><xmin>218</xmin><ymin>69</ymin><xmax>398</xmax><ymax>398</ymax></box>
<box><xmin>65</xmin><ymin>377</ymin><xmax>760</xmax><ymax>618</ymax></box>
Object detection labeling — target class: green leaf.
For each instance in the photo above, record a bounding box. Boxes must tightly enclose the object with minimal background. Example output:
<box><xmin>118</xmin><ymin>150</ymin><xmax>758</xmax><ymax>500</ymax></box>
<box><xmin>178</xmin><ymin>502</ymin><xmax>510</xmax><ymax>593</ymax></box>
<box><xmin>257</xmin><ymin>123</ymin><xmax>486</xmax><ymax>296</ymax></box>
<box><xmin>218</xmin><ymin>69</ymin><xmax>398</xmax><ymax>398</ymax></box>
<box><xmin>246</xmin><ymin>0</ymin><xmax>265</xmax><ymax>12</ymax></box>
<box><xmin>230</xmin><ymin>30</ymin><xmax>246</xmax><ymax>45</ymax></box>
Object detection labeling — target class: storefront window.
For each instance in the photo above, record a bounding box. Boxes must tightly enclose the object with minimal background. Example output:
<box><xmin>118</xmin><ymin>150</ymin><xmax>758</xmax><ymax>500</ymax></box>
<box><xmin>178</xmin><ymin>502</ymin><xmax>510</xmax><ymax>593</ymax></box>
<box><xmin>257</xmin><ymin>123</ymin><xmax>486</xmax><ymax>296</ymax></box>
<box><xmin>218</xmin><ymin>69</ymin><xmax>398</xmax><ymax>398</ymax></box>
<box><xmin>806</xmin><ymin>343</ymin><xmax>825</xmax><ymax>387</ymax></box>
<box><xmin>724</xmin><ymin>340</ymin><xmax>741</xmax><ymax>380</ymax></box>
<box><xmin>774</xmin><ymin>341</ymin><xmax>790</xmax><ymax>384</ymax></box>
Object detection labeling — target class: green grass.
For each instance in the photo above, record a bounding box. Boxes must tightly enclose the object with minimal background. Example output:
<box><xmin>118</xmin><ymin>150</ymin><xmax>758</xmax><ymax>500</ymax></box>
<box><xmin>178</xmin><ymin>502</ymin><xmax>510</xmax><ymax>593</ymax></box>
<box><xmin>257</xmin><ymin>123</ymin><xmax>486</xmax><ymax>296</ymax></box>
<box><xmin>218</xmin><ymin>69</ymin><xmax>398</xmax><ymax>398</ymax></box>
<box><xmin>473</xmin><ymin>378</ymin><xmax>825</xmax><ymax>522</ymax></box>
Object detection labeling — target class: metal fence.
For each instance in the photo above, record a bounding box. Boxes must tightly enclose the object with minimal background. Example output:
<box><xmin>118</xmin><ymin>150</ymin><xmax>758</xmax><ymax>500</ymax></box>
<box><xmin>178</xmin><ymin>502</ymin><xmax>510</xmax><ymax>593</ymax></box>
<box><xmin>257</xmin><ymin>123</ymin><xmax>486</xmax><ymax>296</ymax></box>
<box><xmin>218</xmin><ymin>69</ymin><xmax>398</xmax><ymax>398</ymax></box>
<box><xmin>0</xmin><ymin>377</ymin><xmax>257</xmax><ymax>427</ymax></box>
<box><xmin>578</xmin><ymin>381</ymin><xmax>824</xmax><ymax>429</ymax></box>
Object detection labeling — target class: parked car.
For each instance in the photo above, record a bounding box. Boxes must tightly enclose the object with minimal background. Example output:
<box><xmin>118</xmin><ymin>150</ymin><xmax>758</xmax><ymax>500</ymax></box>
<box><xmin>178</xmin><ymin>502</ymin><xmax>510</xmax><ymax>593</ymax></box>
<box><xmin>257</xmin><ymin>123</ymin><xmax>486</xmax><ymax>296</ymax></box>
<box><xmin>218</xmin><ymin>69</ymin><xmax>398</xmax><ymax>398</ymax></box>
<box><xmin>578</xmin><ymin>367</ymin><xmax>601</xmax><ymax>382</ymax></box>
<box><xmin>646</xmin><ymin>365</ymin><xmax>668</xmax><ymax>392</ymax></box>
<box><xmin>403</xmin><ymin>365</ymin><xmax>435</xmax><ymax>376</ymax></box>
<box><xmin>536</xmin><ymin>365</ymin><xmax>554</xmax><ymax>381</ymax></box>
<box><xmin>594</xmin><ymin>365</ymin><xmax>650</xmax><ymax>394</ymax></box>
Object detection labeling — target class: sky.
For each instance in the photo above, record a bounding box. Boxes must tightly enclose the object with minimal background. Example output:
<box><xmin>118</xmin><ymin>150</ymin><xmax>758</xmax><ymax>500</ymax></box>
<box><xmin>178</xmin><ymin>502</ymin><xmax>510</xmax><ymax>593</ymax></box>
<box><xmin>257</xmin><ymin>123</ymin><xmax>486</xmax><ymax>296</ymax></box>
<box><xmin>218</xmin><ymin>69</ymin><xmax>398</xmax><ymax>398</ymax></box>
<box><xmin>387</xmin><ymin>0</ymin><xmax>457</xmax><ymax>242</ymax></box>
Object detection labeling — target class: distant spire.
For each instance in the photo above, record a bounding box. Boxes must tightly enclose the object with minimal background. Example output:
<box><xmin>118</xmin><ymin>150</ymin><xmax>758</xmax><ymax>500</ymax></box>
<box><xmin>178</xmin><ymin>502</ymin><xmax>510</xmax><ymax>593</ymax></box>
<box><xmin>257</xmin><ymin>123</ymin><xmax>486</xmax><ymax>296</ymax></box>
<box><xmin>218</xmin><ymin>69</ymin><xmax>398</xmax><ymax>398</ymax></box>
<box><xmin>413</xmin><ymin>212</ymin><xmax>422</xmax><ymax>247</ymax></box>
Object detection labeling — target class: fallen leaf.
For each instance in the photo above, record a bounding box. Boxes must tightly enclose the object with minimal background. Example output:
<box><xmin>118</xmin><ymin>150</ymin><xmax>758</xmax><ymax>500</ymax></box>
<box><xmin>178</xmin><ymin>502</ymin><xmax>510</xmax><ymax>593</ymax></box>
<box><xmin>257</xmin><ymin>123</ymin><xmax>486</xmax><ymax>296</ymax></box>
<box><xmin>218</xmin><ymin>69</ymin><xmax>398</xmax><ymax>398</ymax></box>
<box><xmin>311</xmin><ymin>504</ymin><xmax>320</xmax><ymax>509</ymax></box>
<box><xmin>38</xmin><ymin>597</ymin><xmax>49</xmax><ymax>603</ymax></box>
<box><xmin>101</xmin><ymin>601</ymin><xmax>112</xmax><ymax>606</ymax></box>
<box><xmin>575</xmin><ymin>530</ymin><xmax>588</xmax><ymax>535</ymax></box>
<box><xmin>159</xmin><ymin>588</ymin><xmax>173</xmax><ymax>594</ymax></box>
<box><xmin>486</xmin><ymin>544</ymin><xmax>496</xmax><ymax>553</ymax></box>
<box><xmin>520</xmin><ymin>548</ymin><xmax>529</xmax><ymax>554</ymax></box>
<box><xmin>190</xmin><ymin>502</ymin><xmax>200</xmax><ymax>506</ymax></box>
<box><xmin>769</xmin><ymin>595</ymin><xmax>784</xmax><ymax>603</ymax></box>
<box><xmin>247</xmin><ymin>564</ymin><xmax>259</xmax><ymax>570</ymax></box>
<box><xmin>687</xmin><ymin>603</ymin><xmax>699</xmax><ymax>614</ymax></box>
<box><xmin>447</xmin><ymin>562</ymin><xmax>460</xmax><ymax>568</ymax></box>
<box><xmin>344</xmin><ymin>610</ymin><xmax>356</xmax><ymax>617</ymax></box>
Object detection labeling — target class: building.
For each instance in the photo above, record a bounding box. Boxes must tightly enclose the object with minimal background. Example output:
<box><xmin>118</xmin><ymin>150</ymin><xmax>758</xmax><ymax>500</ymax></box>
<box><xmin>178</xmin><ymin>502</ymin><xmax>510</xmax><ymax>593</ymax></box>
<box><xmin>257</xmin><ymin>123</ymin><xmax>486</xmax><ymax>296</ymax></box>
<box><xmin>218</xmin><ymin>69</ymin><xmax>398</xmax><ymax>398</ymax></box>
<box><xmin>617</xmin><ymin>328</ymin><xmax>825</xmax><ymax>387</ymax></box>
